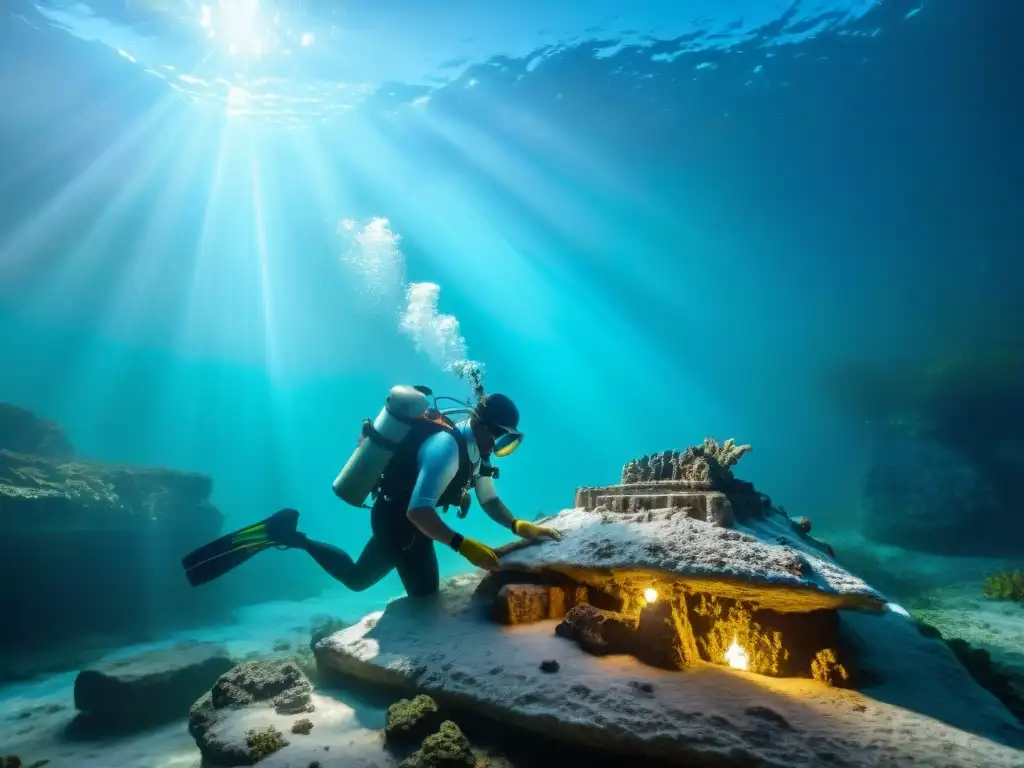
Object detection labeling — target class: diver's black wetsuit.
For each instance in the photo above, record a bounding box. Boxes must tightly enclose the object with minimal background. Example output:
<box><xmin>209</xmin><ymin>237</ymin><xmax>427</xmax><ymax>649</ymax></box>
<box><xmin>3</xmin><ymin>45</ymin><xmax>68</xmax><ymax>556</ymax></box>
<box><xmin>297</xmin><ymin>491</ymin><xmax>440</xmax><ymax>598</ymax></box>
<box><xmin>292</xmin><ymin>420</ymin><xmax>473</xmax><ymax>598</ymax></box>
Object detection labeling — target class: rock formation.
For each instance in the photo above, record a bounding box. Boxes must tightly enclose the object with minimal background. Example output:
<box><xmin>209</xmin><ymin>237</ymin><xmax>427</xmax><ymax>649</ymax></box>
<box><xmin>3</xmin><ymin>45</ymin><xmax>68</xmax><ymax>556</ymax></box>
<box><xmin>0</xmin><ymin>403</ymin><xmax>229</xmax><ymax>672</ymax></box>
<box><xmin>313</xmin><ymin>438</ymin><xmax>1024</xmax><ymax>766</ymax></box>
<box><xmin>189</xmin><ymin>660</ymin><xmax>314</xmax><ymax>765</ymax></box>
<box><xmin>72</xmin><ymin>642</ymin><xmax>236</xmax><ymax>734</ymax></box>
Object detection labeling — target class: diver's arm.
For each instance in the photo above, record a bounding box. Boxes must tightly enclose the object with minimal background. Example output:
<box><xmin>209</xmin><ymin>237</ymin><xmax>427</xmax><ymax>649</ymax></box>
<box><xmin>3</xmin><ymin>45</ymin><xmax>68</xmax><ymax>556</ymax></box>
<box><xmin>406</xmin><ymin>433</ymin><xmax>461</xmax><ymax>546</ymax></box>
<box><xmin>478</xmin><ymin>475</ymin><xmax>563</xmax><ymax>542</ymax></box>
<box><xmin>480</xmin><ymin>497</ymin><xmax>517</xmax><ymax>532</ymax></box>
<box><xmin>474</xmin><ymin>472</ymin><xmax>516</xmax><ymax>531</ymax></box>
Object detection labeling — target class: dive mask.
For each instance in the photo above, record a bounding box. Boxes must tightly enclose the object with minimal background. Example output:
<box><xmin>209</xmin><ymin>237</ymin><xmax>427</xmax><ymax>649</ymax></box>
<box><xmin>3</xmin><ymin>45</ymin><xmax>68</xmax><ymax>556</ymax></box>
<box><xmin>488</xmin><ymin>422</ymin><xmax>524</xmax><ymax>457</ymax></box>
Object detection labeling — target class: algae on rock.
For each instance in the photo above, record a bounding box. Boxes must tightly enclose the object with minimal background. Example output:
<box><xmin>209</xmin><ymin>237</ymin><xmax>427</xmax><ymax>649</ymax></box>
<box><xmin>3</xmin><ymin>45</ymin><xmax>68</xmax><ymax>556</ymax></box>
<box><xmin>385</xmin><ymin>695</ymin><xmax>443</xmax><ymax>748</ymax></box>
<box><xmin>400</xmin><ymin>720</ymin><xmax>474</xmax><ymax>768</ymax></box>
<box><xmin>245</xmin><ymin>725</ymin><xmax>288</xmax><ymax>761</ymax></box>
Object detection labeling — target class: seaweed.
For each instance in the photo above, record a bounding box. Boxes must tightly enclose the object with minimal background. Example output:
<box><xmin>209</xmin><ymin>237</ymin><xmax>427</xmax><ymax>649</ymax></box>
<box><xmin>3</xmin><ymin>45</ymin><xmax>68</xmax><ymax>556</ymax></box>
<box><xmin>982</xmin><ymin>570</ymin><xmax>1024</xmax><ymax>602</ymax></box>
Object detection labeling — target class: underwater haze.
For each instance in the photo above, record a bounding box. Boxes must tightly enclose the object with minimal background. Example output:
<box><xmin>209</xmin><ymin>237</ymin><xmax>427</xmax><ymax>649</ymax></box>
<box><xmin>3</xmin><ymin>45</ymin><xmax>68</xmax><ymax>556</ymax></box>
<box><xmin>1</xmin><ymin>1</ymin><xmax>1023</xmax><ymax>764</ymax></box>
<box><xmin>1</xmin><ymin>0</ymin><xmax>1021</xmax><ymax>599</ymax></box>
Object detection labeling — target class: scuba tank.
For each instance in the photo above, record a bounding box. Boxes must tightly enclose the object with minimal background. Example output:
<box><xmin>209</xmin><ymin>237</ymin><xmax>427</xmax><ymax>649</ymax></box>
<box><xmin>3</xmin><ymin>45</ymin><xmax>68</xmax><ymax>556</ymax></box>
<box><xmin>332</xmin><ymin>385</ymin><xmax>432</xmax><ymax>507</ymax></box>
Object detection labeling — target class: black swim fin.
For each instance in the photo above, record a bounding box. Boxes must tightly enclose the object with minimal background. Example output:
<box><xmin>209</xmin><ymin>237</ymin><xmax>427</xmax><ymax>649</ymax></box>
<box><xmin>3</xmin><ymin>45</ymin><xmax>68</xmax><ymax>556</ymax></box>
<box><xmin>182</xmin><ymin>508</ymin><xmax>300</xmax><ymax>587</ymax></box>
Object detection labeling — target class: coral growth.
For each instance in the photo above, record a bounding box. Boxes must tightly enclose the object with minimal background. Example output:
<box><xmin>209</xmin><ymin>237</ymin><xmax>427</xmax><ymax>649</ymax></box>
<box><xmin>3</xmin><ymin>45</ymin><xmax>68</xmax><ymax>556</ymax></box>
<box><xmin>291</xmin><ymin>718</ymin><xmax>314</xmax><ymax>735</ymax></box>
<box><xmin>400</xmin><ymin>720</ymin><xmax>474</xmax><ymax>768</ymax></box>
<box><xmin>245</xmin><ymin>725</ymin><xmax>287</xmax><ymax>760</ymax></box>
<box><xmin>982</xmin><ymin>571</ymin><xmax>1024</xmax><ymax>602</ymax></box>
<box><xmin>693</xmin><ymin>596</ymin><xmax>788</xmax><ymax>676</ymax></box>
<box><xmin>621</xmin><ymin>437</ymin><xmax>752</xmax><ymax>486</ymax></box>
<box><xmin>385</xmin><ymin>695</ymin><xmax>443</xmax><ymax>747</ymax></box>
<box><xmin>811</xmin><ymin>648</ymin><xmax>850</xmax><ymax>687</ymax></box>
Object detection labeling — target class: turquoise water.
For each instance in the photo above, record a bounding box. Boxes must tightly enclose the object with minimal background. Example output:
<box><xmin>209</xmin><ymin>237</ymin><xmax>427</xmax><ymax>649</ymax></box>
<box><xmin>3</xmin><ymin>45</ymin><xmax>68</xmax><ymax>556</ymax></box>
<box><xmin>1</xmin><ymin>0</ymin><xmax>1021</xmax><ymax>613</ymax></box>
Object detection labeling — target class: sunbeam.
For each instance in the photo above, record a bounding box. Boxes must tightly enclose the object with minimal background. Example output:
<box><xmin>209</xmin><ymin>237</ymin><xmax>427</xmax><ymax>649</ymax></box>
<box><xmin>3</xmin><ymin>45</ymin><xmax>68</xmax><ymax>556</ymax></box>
<box><xmin>0</xmin><ymin>93</ymin><xmax>182</xmax><ymax>283</ymax></box>
<box><xmin>247</xmin><ymin>135</ymin><xmax>279</xmax><ymax>380</ymax></box>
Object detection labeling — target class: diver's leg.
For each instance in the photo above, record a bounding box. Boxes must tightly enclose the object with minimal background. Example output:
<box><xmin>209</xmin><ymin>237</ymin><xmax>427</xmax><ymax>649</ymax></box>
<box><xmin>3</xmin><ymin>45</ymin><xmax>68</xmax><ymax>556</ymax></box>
<box><xmin>297</xmin><ymin>534</ymin><xmax>395</xmax><ymax>592</ymax></box>
<box><xmin>395</xmin><ymin>535</ymin><xmax>440</xmax><ymax>598</ymax></box>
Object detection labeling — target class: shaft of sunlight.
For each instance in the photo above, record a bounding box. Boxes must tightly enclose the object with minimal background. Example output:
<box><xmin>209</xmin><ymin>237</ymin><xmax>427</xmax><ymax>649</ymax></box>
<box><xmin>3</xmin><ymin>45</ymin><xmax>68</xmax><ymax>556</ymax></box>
<box><xmin>0</xmin><ymin>95</ymin><xmax>181</xmax><ymax>282</ymax></box>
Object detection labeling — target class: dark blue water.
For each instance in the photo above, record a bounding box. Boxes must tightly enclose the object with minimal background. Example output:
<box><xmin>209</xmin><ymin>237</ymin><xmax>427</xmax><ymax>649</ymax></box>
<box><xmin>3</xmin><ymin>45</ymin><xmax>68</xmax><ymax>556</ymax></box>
<box><xmin>0</xmin><ymin>0</ymin><xmax>1020</xmax><ymax>607</ymax></box>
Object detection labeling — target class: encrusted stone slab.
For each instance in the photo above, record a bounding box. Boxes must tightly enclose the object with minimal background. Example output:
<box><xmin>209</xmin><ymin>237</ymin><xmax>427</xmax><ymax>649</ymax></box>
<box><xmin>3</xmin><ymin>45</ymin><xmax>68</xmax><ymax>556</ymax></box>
<box><xmin>493</xmin><ymin>584</ymin><xmax>567</xmax><ymax>625</ymax></box>
<box><xmin>498</xmin><ymin>507</ymin><xmax>887</xmax><ymax>613</ymax></box>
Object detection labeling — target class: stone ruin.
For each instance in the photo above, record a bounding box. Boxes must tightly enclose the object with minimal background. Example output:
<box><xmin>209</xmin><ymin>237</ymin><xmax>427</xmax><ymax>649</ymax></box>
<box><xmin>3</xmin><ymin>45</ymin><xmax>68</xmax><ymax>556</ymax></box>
<box><xmin>574</xmin><ymin>437</ymin><xmax>771</xmax><ymax>526</ymax></box>
<box><xmin>481</xmin><ymin>437</ymin><xmax>858</xmax><ymax>688</ymax></box>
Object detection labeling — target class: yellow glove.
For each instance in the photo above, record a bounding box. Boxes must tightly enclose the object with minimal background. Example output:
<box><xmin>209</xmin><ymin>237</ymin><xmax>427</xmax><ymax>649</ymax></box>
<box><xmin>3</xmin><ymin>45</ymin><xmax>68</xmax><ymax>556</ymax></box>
<box><xmin>454</xmin><ymin>535</ymin><xmax>500</xmax><ymax>571</ymax></box>
<box><xmin>513</xmin><ymin>519</ymin><xmax>563</xmax><ymax>542</ymax></box>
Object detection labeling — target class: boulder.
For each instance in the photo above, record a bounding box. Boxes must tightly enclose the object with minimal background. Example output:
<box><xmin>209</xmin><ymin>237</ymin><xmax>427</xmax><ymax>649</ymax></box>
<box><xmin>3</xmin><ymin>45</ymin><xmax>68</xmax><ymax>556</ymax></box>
<box><xmin>188</xmin><ymin>659</ymin><xmax>314</xmax><ymax>765</ymax></box>
<box><xmin>316</xmin><ymin>573</ymin><xmax>1024</xmax><ymax>767</ymax></box>
<box><xmin>73</xmin><ymin>642</ymin><xmax>235</xmax><ymax>732</ymax></box>
<box><xmin>185</xmin><ymin>657</ymin><xmax>394</xmax><ymax>766</ymax></box>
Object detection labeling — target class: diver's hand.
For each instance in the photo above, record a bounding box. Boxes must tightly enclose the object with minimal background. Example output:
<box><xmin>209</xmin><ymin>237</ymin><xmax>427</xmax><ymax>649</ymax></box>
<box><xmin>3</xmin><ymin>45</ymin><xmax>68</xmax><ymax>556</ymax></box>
<box><xmin>513</xmin><ymin>519</ymin><xmax>563</xmax><ymax>542</ymax></box>
<box><xmin>454</xmin><ymin>536</ymin><xmax>500</xmax><ymax>571</ymax></box>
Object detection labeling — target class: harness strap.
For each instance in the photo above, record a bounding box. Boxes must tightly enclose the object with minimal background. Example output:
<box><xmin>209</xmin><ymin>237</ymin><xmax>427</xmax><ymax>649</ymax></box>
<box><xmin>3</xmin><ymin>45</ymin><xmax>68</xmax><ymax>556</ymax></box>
<box><xmin>361</xmin><ymin>418</ymin><xmax>402</xmax><ymax>451</ymax></box>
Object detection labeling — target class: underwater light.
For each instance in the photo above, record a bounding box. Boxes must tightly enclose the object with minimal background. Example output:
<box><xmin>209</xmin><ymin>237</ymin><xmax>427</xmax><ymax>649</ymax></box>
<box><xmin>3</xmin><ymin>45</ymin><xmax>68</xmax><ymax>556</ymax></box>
<box><xmin>724</xmin><ymin>636</ymin><xmax>749</xmax><ymax>671</ymax></box>
<box><xmin>643</xmin><ymin>587</ymin><xmax>658</xmax><ymax>603</ymax></box>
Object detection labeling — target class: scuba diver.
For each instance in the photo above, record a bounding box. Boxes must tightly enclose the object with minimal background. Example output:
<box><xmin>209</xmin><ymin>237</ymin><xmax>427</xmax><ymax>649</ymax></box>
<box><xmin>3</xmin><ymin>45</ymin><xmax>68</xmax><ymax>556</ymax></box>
<box><xmin>181</xmin><ymin>387</ymin><xmax>562</xmax><ymax>598</ymax></box>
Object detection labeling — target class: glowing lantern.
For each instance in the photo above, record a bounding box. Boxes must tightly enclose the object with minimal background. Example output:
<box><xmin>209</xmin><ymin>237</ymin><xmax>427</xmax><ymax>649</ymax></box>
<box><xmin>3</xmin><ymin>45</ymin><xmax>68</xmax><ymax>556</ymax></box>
<box><xmin>724</xmin><ymin>636</ymin><xmax>749</xmax><ymax>671</ymax></box>
<box><xmin>643</xmin><ymin>587</ymin><xmax>658</xmax><ymax>603</ymax></box>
